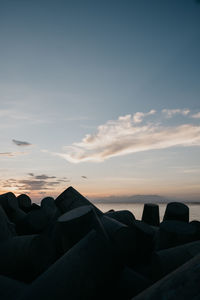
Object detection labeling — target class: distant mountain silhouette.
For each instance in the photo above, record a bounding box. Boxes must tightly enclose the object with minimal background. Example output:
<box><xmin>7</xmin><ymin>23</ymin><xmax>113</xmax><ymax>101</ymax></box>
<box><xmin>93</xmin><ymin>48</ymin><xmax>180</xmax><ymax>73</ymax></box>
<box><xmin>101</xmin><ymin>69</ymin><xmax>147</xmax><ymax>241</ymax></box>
<box><xmin>92</xmin><ymin>195</ymin><xmax>178</xmax><ymax>204</ymax></box>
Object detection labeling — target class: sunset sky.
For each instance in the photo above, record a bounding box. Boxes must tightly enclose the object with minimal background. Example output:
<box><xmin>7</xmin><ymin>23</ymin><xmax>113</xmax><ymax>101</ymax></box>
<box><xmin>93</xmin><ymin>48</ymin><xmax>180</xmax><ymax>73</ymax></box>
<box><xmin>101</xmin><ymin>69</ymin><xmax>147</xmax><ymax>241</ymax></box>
<box><xmin>0</xmin><ymin>0</ymin><xmax>200</xmax><ymax>202</ymax></box>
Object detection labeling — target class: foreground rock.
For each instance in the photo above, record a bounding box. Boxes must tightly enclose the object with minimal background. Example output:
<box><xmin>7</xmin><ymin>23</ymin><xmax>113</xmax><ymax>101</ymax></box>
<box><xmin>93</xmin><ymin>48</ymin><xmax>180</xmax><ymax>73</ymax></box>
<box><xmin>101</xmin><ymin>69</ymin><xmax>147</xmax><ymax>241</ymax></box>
<box><xmin>0</xmin><ymin>186</ymin><xmax>199</xmax><ymax>299</ymax></box>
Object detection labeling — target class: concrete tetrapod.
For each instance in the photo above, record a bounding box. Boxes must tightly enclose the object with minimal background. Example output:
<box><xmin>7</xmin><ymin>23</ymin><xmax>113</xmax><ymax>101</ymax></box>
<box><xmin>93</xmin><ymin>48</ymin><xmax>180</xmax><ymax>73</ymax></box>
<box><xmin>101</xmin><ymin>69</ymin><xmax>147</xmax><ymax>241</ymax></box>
<box><xmin>0</xmin><ymin>192</ymin><xmax>26</xmax><ymax>224</ymax></box>
<box><xmin>105</xmin><ymin>210</ymin><xmax>135</xmax><ymax>226</ymax></box>
<box><xmin>100</xmin><ymin>215</ymin><xmax>136</xmax><ymax>266</ymax></box>
<box><xmin>163</xmin><ymin>202</ymin><xmax>189</xmax><ymax>223</ymax></box>
<box><xmin>190</xmin><ymin>220</ymin><xmax>200</xmax><ymax>239</ymax></box>
<box><xmin>56</xmin><ymin>205</ymin><xmax>108</xmax><ymax>254</ymax></box>
<box><xmin>0</xmin><ymin>275</ymin><xmax>27</xmax><ymax>300</ymax></box>
<box><xmin>0</xmin><ymin>192</ymin><xmax>18</xmax><ymax>215</ymax></box>
<box><xmin>17</xmin><ymin>194</ymin><xmax>32</xmax><ymax>213</ymax></box>
<box><xmin>17</xmin><ymin>207</ymin><xmax>51</xmax><ymax>235</ymax></box>
<box><xmin>156</xmin><ymin>220</ymin><xmax>196</xmax><ymax>250</ymax></box>
<box><xmin>132</xmin><ymin>253</ymin><xmax>200</xmax><ymax>300</ymax></box>
<box><xmin>0</xmin><ymin>206</ymin><xmax>16</xmax><ymax>242</ymax></box>
<box><xmin>0</xmin><ymin>234</ymin><xmax>56</xmax><ymax>282</ymax></box>
<box><xmin>142</xmin><ymin>203</ymin><xmax>160</xmax><ymax>227</ymax></box>
<box><xmin>152</xmin><ymin>240</ymin><xmax>200</xmax><ymax>281</ymax></box>
<box><xmin>115</xmin><ymin>267</ymin><xmax>151</xmax><ymax>300</ymax></box>
<box><xmin>19</xmin><ymin>230</ymin><xmax>120</xmax><ymax>300</ymax></box>
<box><xmin>55</xmin><ymin>186</ymin><xmax>103</xmax><ymax>216</ymax></box>
<box><xmin>29</xmin><ymin>203</ymin><xmax>41</xmax><ymax>210</ymax></box>
<box><xmin>40</xmin><ymin>197</ymin><xmax>60</xmax><ymax>221</ymax></box>
<box><xmin>130</xmin><ymin>220</ymin><xmax>156</xmax><ymax>264</ymax></box>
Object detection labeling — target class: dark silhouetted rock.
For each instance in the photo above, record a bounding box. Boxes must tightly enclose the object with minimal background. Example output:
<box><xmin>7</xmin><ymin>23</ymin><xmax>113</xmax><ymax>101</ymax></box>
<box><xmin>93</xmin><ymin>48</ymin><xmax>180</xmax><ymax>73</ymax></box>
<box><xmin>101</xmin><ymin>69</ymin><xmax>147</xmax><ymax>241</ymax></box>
<box><xmin>152</xmin><ymin>240</ymin><xmax>200</xmax><ymax>281</ymax></box>
<box><xmin>55</xmin><ymin>186</ymin><xmax>103</xmax><ymax>216</ymax></box>
<box><xmin>163</xmin><ymin>202</ymin><xmax>189</xmax><ymax>223</ymax></box>
<box><xmin>105</xmin><ymin>209</ymin><xmax>135</xmax><ymax>226</ymax></box>
<box><xmin>132</xmin><ymin>253</ymin><xmax>200</xmax><ymax>300</ymax></box>
<box><xmin>156</xmin><ymin>220</ymin><xmax>196</xmax><ymax>250</ymax></box>
<box><xmin>19</xmin><ymin>230</ymin><xmax>119</xmax><ymax>300</ymax></box>
<box><xmin>17</xmin><ymin>194</ymin><xmax>32</xmax><ymax>213</ymax></box>
<box><xmin>142</xmin><ymin>203</ymin><xmax>160</xmax><ymax>227</ymax></box>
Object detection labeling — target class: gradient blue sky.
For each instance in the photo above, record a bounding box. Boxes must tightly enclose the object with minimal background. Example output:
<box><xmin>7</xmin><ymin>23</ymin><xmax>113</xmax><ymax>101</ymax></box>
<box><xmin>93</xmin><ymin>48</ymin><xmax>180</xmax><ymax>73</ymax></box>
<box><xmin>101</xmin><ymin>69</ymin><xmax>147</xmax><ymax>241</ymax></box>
<box><xmin>0</xmin><ymin>0</ymin><xmax>200</xmax><ymax>201</ymax></box>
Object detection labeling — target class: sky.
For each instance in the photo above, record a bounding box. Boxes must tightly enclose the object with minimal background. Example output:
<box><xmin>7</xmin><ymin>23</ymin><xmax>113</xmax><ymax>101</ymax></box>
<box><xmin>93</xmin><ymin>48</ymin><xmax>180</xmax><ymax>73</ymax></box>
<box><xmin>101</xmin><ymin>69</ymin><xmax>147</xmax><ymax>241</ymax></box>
<box><xmin>0</xmin><ymin>0</ymin><xmax>200</xmax><ymax>202</ymax></box>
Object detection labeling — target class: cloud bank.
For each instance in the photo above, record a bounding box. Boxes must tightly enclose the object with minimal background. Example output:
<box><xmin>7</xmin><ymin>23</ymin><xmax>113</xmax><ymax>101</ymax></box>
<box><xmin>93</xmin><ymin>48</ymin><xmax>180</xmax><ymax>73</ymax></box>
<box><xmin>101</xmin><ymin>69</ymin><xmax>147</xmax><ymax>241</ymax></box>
<box><xmin>56</xmin><ymin>110</ymin><xmax>200</xmax><ymax>163</ymax></box>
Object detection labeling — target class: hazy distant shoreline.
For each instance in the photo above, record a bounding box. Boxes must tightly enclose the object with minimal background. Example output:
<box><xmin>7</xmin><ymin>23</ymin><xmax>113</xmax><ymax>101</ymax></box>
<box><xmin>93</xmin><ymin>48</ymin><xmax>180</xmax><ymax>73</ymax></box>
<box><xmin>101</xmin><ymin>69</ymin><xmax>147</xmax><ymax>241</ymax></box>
<box><xmin>93</xmin><ymin>200</ymin><xmax>200</xmax><ymax>204</ymax></box>
<box><xmin>91</xmin><ymin>195</ymin><xmax>200</xmax><ymax>204</ymax></box>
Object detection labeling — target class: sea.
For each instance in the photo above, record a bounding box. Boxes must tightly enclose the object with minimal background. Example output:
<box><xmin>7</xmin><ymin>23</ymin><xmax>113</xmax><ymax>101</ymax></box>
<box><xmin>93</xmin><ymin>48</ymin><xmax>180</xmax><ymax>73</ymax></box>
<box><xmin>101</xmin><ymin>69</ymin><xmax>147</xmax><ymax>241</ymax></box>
<box><xmin>95</xmin><ymin>203</ymin><xmax>200</xmax><ymax>222</ymax></box>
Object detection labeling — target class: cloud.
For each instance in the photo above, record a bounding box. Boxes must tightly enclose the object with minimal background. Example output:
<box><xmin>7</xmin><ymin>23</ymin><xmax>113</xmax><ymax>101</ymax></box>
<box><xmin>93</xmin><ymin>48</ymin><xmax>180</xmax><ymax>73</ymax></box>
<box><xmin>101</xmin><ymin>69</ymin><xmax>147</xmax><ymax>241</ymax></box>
<box><xmin>162</xmin><ymin>109</ymin><xmax>190</xmax><ymax>118</ymax></box>
<box><xmin>12</xmin><ymin>139</ymin><xmax>32</xmax><ymax>146</ymax></box>
<box><xmin>55</xmin><ymin>111</ymin><xmax>200</xmax><ymax>163</ymax></box>
<box><xmin>81</xmin><ymin>176</ymin><xmax>88</xmax><ymax>179</ymax></box>
<box><xmin>27</xmin><ymin>173</ymin><xmax>58</xmax><ymax>180</ymax></box>
<box><xmin>0</xmin><ymin>152</ymin><xmax>27</xmax><ymax>157</ymax></box>
<box><xmin>192</xmin><ymin>112</ymin><xmax>200</xmax><ymax>119</ymax></box>
<box><xmin>133</xmin><ymin>109</ymin><xmax>156</xmax><ymax>123</ymax></box>
<box><xmin>35</xmin><ymin>174</ymin><xmax>56</xmax><ymax>180</ymax></box>
<box><xmin>18</xmin><ymin>179</ymin><xmax>60</xmax><ymax>191</ymax></box>
<box><xmin>1</xmin><ymin>174</ymin><xmax>70</xmax><ymax>193</ymax></box>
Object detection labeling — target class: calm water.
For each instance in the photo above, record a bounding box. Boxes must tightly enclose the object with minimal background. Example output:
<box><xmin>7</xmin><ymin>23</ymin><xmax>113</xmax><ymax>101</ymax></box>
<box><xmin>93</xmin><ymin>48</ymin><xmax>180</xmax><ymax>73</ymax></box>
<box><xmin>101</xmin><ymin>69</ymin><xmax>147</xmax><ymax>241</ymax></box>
<box><xmin>95</xmin><ymin>203</ymin><xmax>200</xmax><ymax>222</ymax></box>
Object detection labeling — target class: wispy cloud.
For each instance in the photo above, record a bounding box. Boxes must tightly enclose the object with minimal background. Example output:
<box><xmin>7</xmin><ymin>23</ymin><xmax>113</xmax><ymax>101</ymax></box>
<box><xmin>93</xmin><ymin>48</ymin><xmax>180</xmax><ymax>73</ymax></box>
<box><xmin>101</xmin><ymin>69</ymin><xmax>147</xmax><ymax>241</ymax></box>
<box><xmin>162</xmin><ymin>108</ymin><xmax>190</xmax><ymax>118</ymax></box>
<box><xmin>81</xmin><ymin>175</ymin><xmax>88</xmax><ymax>179</ymax></box>
<box><xmin>192</xmin><ymin>112</ymin><xmax>200</xmax><ymax>119</ymax></box>
<box><xmin>12</xmin><ymin>139</ymin><xmax>32</xmax><ymax>146</ymax></box>
<box><xmin>54</xmin><ymin>110</ymin><xmax>200</xmax><ymax>163</ymax></box>
<box><xmin>133</xmin><ymin>109</ymin><xmax>156</xmax><ymax>123</ymax></box>
<box><xmin>28</xmin><ymin>173</ymin><xmax>57</xmax><ymax>180</ymax></box>
<box><xmin>0</xmin><ymin>152</ymin><xmax>27</xmax><ymax>157</ymax></box>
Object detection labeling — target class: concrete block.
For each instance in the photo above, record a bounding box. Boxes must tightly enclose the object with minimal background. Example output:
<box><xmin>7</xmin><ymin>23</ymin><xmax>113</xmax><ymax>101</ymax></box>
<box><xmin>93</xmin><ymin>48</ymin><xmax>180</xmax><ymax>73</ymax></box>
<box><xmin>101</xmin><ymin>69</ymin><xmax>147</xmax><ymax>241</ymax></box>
<box><xmin>142</xmin><ymin>203</ymin><xmax>160</xmax><ymax>227</ymax></box>
<box><xmin>0</xmin><ymin>206</ymin><xmax>16</xmax><ymax>242</ymax></box>
<box><xmin>17</xmin><ymin>194</ymin><xmax>32</xmax><ymax>213</ymax></box>
<box><xmin>132</xmin><ymin>253</ymin><xmax>200</xmax><ymax>300</ymax></box>
<box><xmin>57</xmin><ymin>205</ymin><xmax>108</xmax><ymax>253</ymax></box>
<box><xmin>55</xmin><ymin>186</ymin><xmax>102</xmax><ymax>216</ymax></box>
<box><xmin>105</xmin><ymin>210</ymin><xmax>135</xmax><ymax>226</ymax></box>
<box><xmin>0</xmin><ymin>235</ymin><xmax>56</xmax><ymax>282</ymax></box>
<box><xmin>19</xmin><ymin>230</ymin><xmax>120</xmax><ymax>300</ymax></box>
<box><xmin>156</xmin><ymin>220</ymin><xmax>196</xmax><ymax>250</ymax></box>
<box><xmin>152</xmin><ymin>240</ymin><xmax>200</xmax><ymax>281</ymax></box>
<box><xmin>163</xmin><ymin>202</ymin><xmax>189</xmax><ymax>223</ymax></box>
<box><xmin>0</xmin><ymin>275</ymin><xmax>27</xmax><ymax>300</ymax></box>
